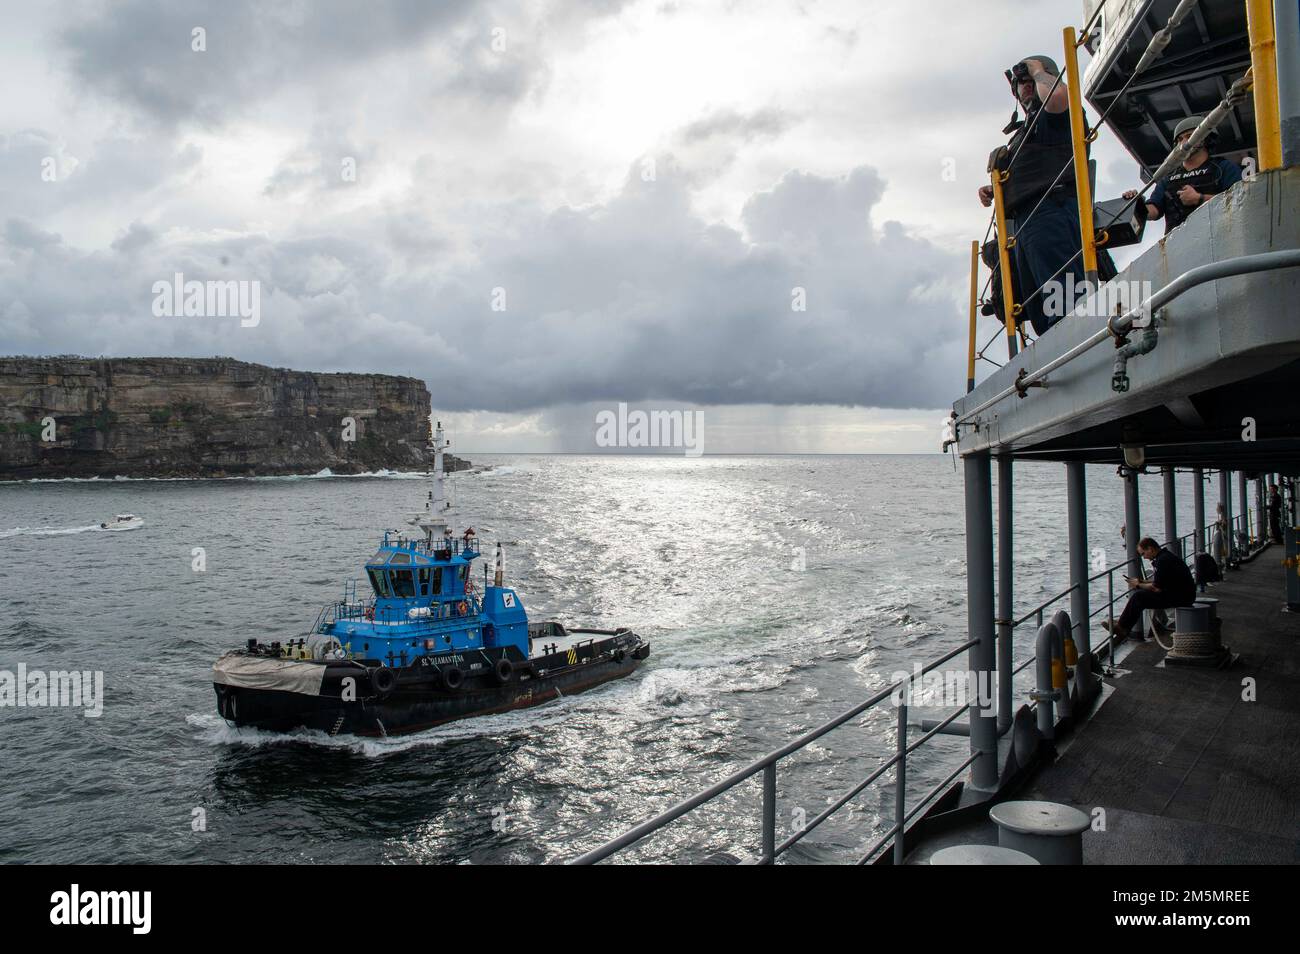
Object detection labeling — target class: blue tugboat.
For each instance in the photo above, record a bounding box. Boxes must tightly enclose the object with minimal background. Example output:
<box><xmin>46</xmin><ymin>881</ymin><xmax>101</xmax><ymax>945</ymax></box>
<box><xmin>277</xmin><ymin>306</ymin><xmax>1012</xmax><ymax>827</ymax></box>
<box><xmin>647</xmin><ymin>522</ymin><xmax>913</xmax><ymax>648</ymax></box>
<box><xmin>212</xmin><ymin>423</ymin><xmax>649</xmax><ymax>737</ymax></box>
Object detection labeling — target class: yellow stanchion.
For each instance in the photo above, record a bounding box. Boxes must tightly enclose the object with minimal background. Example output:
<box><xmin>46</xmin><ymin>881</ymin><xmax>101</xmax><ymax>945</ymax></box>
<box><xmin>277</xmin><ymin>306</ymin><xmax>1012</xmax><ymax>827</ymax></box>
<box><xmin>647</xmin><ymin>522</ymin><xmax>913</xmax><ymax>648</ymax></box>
<box><xmin>1063</xmin><ymin>26</ymin><xmax>1099</xmax><ymax>286</ymax></box>
<box><xmin>990</xmin><ymin>171</ymin><xmax>1020</xmax><ymax>358</ymax></box>
<box><xmin>1246</xmin><ymin>0</ymin><xmax>1283</xmax><ymax>170</ymax></box>
<box><xmin>967</xmin><ymin>240</ymin><xmax>979</xmax><ymax>392</ymax></box>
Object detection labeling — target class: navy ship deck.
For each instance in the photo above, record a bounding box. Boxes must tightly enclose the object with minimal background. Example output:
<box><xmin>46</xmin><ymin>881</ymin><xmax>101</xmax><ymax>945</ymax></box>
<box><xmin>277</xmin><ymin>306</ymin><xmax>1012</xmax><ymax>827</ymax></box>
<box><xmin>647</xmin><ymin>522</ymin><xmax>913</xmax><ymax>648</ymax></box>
<box><xmin>906</xmin><ymin>551</ymin><xmax>1300</xmax><ymax>864</ymax></box>
<box><xmin>952</xmin><ymin>165</ymin><xmax>1300</xmax><ymax>470</ymax></box>
<box><xmin>577</xmin><ymin>0</ymin><xmax>1299</xmax><ymax>867</ymax></box>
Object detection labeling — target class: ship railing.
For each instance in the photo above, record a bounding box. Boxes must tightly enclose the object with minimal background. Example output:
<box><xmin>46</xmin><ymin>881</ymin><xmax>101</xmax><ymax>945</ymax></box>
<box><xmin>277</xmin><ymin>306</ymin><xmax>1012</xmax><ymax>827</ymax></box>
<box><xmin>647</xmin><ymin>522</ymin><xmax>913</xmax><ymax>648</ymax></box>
<box><xmin>572</xmin><ymin>521</ymin><xmax>1263</xmax><ymax>865</ymax></box>
<box><xmin>964</xmin><ymin>0</ymin><xmax>1283</xmax><ymax>392</ymax></box>
<box><xmin>571</xmin><ymin>637</ymin><xmax>978</xmax><ymax>866</ymax></box>
<box><xmin>384</xmin><ymin>533</ymin><xmax>484</xmax><ymax>558</ymax></box>
<box><xmin>316</xmin><ymin>594</ymin><xmax>485</xmax><ymax>633</ymax></box>
<box><xmin>1230</xmin><ymin>511</ymin><xmax>1272</xmax><ymax>560</ymax></box>
<box><xmin>425</xmin><ymin>536</ymin><xmax>482</xmax><ymax>557</ymax></box>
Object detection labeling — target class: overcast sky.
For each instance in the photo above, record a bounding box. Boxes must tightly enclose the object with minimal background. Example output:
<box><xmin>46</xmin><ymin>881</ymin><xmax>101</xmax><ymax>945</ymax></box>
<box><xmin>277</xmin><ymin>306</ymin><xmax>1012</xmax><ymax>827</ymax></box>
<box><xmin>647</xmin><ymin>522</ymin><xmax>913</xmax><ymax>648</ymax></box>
<box><xmin>0</xmin><ymin>0</ymin><xmax>1157</xmax><ymax>453</ymax></box>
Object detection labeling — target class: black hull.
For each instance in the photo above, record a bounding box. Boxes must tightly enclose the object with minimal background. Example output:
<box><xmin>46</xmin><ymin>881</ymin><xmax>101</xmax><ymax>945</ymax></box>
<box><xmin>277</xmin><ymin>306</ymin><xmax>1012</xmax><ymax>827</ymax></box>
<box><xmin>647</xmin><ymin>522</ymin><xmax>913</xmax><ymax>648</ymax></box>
<box><xmin>214</xmin><ymin>642</ymin><xmax>648</xmax><ymax>738</ymax></box>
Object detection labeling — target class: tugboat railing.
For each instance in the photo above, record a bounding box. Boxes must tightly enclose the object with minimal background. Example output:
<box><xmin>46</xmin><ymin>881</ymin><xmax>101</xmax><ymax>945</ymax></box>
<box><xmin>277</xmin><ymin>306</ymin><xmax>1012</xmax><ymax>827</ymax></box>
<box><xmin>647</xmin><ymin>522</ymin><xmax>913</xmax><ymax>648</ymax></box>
<box><xmin>314</xmin><ymin>592</ymin><xmax>486</xmax><ymax>637</ymax></box>
<box><xmin>573</xmin><ymin>514</ymin><xmax>1266</xmax><ymax>864</ymax></box>
<box><xmin>381</xmin><ymin>531</ymin><xmax>483</xmax><ymax>559</ymax></box>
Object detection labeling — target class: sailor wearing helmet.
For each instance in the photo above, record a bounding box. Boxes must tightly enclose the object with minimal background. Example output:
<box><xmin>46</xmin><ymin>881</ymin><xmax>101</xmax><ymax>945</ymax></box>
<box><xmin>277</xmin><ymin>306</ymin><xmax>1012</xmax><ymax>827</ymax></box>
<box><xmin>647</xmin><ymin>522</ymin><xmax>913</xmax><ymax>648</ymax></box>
<box><xmin>1123</xmin><ymin>115</ymin><xmax>1244</xmax><ymax>234</ymax></box>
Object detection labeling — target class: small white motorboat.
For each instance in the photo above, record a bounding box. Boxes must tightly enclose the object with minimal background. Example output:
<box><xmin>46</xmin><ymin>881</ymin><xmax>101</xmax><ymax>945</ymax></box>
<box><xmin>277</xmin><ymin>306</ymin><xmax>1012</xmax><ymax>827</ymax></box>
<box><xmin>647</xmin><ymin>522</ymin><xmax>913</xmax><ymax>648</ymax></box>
<box><xmin>100</xmin><ymin>513</ymin><xmax>144</xmax><ymax>530</ymax></box>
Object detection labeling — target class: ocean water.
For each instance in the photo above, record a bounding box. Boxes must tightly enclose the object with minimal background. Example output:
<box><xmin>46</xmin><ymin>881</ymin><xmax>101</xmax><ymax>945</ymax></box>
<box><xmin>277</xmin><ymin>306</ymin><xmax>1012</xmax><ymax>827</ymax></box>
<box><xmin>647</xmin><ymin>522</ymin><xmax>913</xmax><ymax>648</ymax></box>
<box><xmin>0</xmin><ymin>454</ymin><xmax>1223</xmax><ymax>864</ymax></box>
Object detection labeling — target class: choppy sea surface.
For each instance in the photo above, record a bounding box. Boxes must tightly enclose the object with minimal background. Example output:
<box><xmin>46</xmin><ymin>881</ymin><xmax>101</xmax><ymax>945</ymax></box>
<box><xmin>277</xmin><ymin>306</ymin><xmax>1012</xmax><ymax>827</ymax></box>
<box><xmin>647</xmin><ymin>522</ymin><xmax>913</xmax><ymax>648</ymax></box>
<box><xmin>0</xmin><ymin>454</ymin><xmax>1204</xmax><ymax>864</ymax></box>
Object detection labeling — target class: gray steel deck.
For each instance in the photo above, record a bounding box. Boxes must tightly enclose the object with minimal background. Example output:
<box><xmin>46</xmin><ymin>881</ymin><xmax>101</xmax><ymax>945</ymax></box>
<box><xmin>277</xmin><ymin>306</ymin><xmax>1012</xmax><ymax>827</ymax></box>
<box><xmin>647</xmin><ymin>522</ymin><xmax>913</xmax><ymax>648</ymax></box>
<box><xmin>908</xmin><ymin>550</ymin><xmax>1300</xmax><ymax>864</ymax></box>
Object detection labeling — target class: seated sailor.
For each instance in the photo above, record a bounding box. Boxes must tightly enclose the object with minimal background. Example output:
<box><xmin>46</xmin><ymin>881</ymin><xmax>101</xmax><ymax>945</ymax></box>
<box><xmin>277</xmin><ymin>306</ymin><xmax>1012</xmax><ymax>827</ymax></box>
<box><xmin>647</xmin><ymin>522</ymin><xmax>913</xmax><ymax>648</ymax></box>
<box><xmin>1103</xmin><ymin>537</ymin><xmax>1197</xmax><ymax>642</ymax></box>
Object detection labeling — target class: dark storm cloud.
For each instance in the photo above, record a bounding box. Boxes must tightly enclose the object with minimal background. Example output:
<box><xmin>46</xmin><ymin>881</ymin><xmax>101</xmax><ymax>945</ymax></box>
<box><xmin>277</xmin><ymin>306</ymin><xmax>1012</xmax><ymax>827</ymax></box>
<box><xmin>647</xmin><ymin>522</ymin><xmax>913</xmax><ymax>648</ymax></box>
<box><xmin>4</xmin><ymin>0</ymin><xmax>1027</xmax><ymax>414</ymax></box>
<box><xmin>1</xmin><ymin>159</ymin><xmax>965</xmax><ymax>411</ymax></box>
<box><xmin>679</xmin><ymin>107</ymin><xmax>796</xmax><ymax>144</ymax></box>
<box><xmin>109</xmin><ymin>220</ymin><xmax>157</xmax><ymax>254</ymax></box>
<box><xmin>1</xmin><ymin>129</ymin><xmax>203</xmax><ymax>224</ymax></box>
<box><xmin>4</xmin><ymin>219</ymin><xmax>63</xmax><ymax>250</ymax></box>
<box><xmin>59</xmin><ymin>0</ymin><xmax>480</xmax><ymax>127</ymax></box>
<box><xmin>263</xmin><ymin>126</ymin><xmax>376</xmax><ymax>199</ymax></box>
<box><xmin>437</xmin><ymin>28</ymin><xmax>553</xmax><ymax>104</ymax></box>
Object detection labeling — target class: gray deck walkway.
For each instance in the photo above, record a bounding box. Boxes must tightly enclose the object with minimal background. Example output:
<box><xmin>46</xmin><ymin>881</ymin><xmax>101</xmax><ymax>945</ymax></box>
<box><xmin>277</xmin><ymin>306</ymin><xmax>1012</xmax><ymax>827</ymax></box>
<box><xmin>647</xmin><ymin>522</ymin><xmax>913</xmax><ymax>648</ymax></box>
<box><xmin>908</xmin><ymin>549</ymin><xmax>1300</xmax><ymax>864</ymax></box>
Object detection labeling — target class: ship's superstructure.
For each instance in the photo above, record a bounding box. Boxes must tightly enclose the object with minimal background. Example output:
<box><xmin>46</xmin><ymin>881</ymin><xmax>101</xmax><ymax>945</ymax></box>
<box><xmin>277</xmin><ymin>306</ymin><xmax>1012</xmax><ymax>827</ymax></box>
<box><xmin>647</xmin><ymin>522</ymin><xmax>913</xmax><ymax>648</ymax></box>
<box><xmin>575</xmin><ymin>0</ymin><xmax>1299</xmax><ymax>865</ymax></box>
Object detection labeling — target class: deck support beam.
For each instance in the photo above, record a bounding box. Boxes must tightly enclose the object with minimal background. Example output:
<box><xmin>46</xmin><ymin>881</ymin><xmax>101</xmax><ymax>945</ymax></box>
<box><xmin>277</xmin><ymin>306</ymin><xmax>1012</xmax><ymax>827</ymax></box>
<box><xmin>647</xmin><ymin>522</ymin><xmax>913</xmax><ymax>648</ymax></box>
<box><xmin>1238</xmin><ymin>471</ymin><xmax>1250</xmax><ymax>550</ymax></box>
<box><xmin>1163</xmin><ymin>467</ymin><xmax>1179</xmax><ymax>558</ymax></box>
<box><xmin>1220</xmin><ymin>470</ymin><xmax>1235</xmax><ymax>567</ymax></box>
<box><xmin>1194</xmin><ymin>467</ymin><xmax>1206</xmax><ymax>556</ymax></box>
<box><xmin>997</xmin><ymin>456</ymin><xmax>1014</xmax><ymax>733</ymax></box>
<box><xmin>1257</xmin><ymin>477</ymin><xmax>1267</xmax><ymax>546</ymax></box>
<box><xmin>964</xmin><ymin>451</ymin><xmax>998</xmax><ymax>791</ymax></box>
<box><xmin>1067</xmin><ymin>461</ymin><xmax>1091</xmax><ymax>658</ymax></box>
<box><xmin>1124</xmin><ymin>468</ymin><xmax>1142</xmax><ymax>580</ymax></box>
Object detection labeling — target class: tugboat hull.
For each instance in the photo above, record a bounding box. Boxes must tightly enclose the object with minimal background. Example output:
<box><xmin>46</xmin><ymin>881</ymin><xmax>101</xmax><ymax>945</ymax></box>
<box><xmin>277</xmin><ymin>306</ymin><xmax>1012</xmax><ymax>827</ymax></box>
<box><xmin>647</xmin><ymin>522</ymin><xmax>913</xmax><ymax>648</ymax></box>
<box><xmin>214</xmin><ymin>632</ymin><xmax>648</xmax><ymax>738</ymax></box>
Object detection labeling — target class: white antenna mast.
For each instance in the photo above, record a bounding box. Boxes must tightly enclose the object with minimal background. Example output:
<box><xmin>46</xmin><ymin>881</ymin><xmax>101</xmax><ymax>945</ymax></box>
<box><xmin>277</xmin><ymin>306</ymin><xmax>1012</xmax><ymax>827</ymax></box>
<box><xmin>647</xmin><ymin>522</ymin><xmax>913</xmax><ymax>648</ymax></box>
<box><xmin>411</xmin><ymin>420</ymin><xmax>453</xmax><ymax>546</ymax></box>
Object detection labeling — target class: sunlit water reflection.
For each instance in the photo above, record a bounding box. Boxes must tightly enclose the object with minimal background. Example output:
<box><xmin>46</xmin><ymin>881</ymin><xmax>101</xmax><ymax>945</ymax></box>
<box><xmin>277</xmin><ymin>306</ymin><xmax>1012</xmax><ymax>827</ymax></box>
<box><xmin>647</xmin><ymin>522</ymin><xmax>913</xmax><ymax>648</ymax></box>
<box><xmin>0</xmin><ymin>454</ymin><xmax>1199</xmax><ymax>863</ymax></box>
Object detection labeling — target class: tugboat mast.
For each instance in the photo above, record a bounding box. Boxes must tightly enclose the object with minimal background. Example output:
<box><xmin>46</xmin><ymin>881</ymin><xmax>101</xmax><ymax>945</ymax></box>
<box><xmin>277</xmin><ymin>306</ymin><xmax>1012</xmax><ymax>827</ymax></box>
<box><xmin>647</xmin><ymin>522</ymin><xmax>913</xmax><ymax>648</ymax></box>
<box><xmin>412</xmin><ymin>419</ymin><xmax>453</xmax><ymax>546</ymax></box>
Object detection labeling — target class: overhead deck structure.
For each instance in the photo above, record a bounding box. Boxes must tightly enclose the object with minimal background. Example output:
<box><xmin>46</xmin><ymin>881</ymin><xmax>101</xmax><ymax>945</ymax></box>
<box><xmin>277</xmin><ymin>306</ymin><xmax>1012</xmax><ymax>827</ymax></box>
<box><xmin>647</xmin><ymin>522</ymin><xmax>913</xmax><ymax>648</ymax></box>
<box><xmin>1083</xmin><ymin>0</ymin><xmax>1262</xmax><ymax>169</ymax></box>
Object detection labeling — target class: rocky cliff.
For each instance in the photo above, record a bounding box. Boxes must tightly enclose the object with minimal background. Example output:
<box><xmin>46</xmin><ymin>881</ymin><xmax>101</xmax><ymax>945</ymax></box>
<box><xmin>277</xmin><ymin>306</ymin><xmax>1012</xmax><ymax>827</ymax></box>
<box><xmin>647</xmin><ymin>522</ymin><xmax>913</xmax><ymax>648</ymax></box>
<box><xmin>0</xmin><ymin>356</ymin><xmax>468</xmax><ymax>479</ymax></box>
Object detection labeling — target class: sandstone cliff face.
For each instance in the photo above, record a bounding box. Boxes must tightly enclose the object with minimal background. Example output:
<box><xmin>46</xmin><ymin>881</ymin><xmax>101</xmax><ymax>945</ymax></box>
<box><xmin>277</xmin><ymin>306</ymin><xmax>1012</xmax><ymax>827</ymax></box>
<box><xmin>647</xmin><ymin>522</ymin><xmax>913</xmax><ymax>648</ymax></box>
<box><xmin>0</xmin><ymin>356</ymin><xmax>466</xmax><ymax>479</ymax></box>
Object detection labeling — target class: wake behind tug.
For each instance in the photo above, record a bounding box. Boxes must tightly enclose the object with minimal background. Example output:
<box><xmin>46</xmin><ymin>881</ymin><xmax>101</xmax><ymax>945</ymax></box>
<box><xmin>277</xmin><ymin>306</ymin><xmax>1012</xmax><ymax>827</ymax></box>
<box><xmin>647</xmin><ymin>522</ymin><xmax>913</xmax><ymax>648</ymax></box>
<box><xmin>212</xmin><ymin>423</ymin><xmax>648</xmax><ymax>737</ymax></box>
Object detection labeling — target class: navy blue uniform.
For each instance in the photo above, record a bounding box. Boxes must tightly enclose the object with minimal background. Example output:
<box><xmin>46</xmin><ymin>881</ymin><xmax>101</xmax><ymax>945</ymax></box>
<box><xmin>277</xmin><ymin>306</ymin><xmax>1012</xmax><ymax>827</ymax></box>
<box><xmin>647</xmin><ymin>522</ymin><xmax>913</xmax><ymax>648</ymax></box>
<box><xmin>1149</xmin><ymin>157</ymin><xmax>1243</xmax><ymax>233</ymax></box>
<box><xmin>1009</xmin><ymin>109</ymin><xmax>1086</xmax><ymax>337</ymax></box>
<box><xmin>1118</xmin><ymin>547</ymin><xmax>1196</xmax><ymax>632</ymax></box>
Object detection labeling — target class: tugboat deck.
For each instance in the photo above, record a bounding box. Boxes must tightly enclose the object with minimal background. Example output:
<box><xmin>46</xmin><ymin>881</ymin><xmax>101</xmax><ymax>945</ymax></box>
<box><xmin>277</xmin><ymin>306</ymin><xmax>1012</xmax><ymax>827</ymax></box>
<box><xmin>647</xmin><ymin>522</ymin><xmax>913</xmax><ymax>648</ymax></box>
<box><xmin>907</xmin><ymin>552</ymin><xmax>1300</xmax><ymax>864</ymax></box>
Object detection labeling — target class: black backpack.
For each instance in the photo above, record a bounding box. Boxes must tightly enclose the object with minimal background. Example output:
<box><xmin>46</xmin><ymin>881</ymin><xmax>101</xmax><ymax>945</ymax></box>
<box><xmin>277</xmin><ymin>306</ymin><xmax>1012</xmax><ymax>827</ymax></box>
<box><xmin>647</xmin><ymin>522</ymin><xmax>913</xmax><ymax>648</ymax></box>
<box><xmin>1195</xmin><ymin>552</ymin><xmax>1222</xmax><ymax>586</ymax></box>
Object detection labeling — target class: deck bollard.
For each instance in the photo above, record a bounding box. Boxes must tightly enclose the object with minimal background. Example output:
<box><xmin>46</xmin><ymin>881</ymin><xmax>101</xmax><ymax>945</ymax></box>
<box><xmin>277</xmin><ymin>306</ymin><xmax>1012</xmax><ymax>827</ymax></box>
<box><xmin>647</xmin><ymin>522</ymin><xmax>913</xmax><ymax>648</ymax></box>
<box><xmin>989</xmin><ymin>800</ymin><xmax>1090</xmax><ymax>865</ymax></box>
<box><xmin>930</xmin><ymin>844</ymin><xmax>1039</xmax><ymax>865</ymax></box>
<box><xmin>1174</xmin><ymin>604</ymin><xmax>1211</xmax><ymax>634</ymax></box>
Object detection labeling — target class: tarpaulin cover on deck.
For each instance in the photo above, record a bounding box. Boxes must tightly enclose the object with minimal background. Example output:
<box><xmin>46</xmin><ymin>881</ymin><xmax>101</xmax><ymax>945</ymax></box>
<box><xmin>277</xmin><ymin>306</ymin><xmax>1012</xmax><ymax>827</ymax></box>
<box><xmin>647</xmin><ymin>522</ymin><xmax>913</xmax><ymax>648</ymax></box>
<box><xmin>212</xmin><ymin>652</ymin><xmax>326</xmax><ymax>696</ymax></box>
